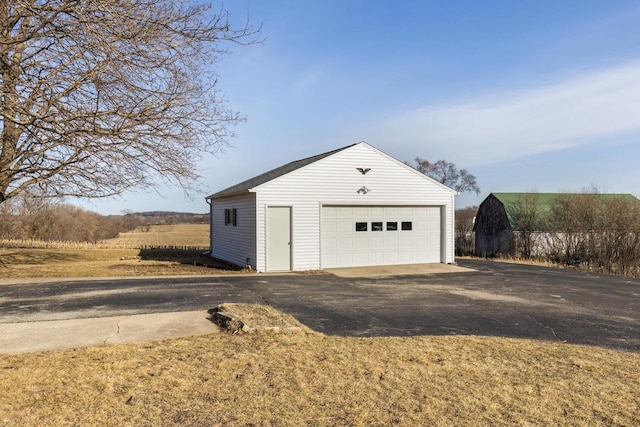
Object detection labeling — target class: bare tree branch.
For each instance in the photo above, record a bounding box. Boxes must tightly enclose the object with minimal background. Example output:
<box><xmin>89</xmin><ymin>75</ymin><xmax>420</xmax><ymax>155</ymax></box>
<box><xmin>407</xmin><ymin>157</ymin><xmax>480</xmax><ymax>194</ymax></box>
<box><xmin>0</xmin><ymin>0</ymin><xmax>260</xmax><ymax>204</ymax></box>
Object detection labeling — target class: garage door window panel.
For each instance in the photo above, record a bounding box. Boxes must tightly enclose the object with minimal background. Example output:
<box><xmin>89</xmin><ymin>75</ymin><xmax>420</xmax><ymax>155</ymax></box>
<box><xmin>401</xmin><ymin>221</ymin><xmax>412</xmax><ymax>231</ymax></box>
<box><xmin>355</xmin><ymin>222</ymin><xmax>368</xmax><ymax>232</ymax></box>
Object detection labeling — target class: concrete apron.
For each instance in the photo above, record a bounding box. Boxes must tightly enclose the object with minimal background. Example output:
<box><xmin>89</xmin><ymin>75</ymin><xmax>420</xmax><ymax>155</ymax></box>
<box><xmin>0</xmin><ymin>310</ymin><xmax>218</xmax><ymax>354</ymax></box>
<box><xmin>326</xmin><ymin>263</ymin><xmax>475</xmax><ymax>278</ymax></box>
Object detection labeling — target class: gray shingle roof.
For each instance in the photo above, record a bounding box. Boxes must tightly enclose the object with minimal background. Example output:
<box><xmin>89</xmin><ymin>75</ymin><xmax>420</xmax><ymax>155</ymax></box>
<box><xmin>206</xmin><ymin>143</ymin><xmax>357</xmax><ymax>199</ymax></box>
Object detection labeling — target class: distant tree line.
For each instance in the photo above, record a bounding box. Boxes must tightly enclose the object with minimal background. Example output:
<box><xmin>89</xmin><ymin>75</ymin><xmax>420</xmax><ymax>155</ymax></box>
<box><xmin>0</xmin><ymin>197</ymin><xmax>124</xmax><ymax>242</ymax></box>
<box><xmin>505</xmin><ymin>193</ymin><xmax>640</xmax><ymax>277</ymax></box>
<box><xmin>0</xmin><ymin>197</ymin><xmax>208</xmax><ymax>243</ymax></box>
<box><xmin>137</xmin><ymin>211</ymin><xmax>209</xmax><ymax>225</ymax></box>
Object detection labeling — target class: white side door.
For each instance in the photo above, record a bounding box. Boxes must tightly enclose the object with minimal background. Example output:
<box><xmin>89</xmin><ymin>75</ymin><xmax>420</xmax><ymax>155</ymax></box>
<box><xmin>266</xmin><ymin>206</ymin><xmax>291</xmax><ymax>271</ymax></box>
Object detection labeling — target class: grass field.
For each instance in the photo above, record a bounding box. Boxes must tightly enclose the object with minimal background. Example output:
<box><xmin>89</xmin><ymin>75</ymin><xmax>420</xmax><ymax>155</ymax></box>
<box><xmin>0</xmin><ymin>224</ymin><xmax>240</xmax><ymax>278</ymax></box>
<box><xmin>106</xmin><ymin>223</ymin><xmax>210</xmax><ymax>248</ymax></box>
<box><xmin>1</xmin><ymin>305</ymin><xmax>638</xmax><ymax>426</ymax></box>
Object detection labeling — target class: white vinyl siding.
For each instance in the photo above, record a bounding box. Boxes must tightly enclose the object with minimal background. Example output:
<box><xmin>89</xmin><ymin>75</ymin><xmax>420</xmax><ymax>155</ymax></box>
<box><xmin>253</xmin><ymin>143</ymin><xmax>455</xmax><ymax>271</ymax></box>
<box><xmin>210</xmin><ymin>193</ymin><xmax>257</xmax><ymax>269</ymax></box>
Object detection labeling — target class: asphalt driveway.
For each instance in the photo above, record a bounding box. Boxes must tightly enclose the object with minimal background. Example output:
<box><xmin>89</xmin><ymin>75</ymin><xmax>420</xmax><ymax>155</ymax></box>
<box><xmin>1</xmin><ymin>259</ymin><xmax>639</xmax><ymax>352</ymax></box>
<box><xmin>237</xmin><ymin>259</ymin><xmax>640</xmax><ymax>351</ymax></box>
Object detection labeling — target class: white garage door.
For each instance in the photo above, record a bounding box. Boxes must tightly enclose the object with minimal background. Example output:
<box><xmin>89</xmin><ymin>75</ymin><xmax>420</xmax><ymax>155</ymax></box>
<box><xmin>321</xmin><ymin>205</ymin><xmax>442</xmax><ymax>268</ymax></box>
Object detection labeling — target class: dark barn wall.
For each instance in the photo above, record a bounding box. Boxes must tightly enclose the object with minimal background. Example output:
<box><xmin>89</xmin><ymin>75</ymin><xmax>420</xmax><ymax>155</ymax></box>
<box><xmin>474</xmin><ymin>194</ymin><xmax>513</xmax><ymax>256</ymax></box>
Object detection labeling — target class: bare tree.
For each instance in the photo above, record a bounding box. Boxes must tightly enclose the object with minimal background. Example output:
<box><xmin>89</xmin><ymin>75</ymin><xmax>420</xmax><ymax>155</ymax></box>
<box><xmin>0</xmin><ymin>1</ymin><xmax>259</xmax><ymax>205</ymax></box>
<box><xmin>548</xmin><ymin>193</ymin><xmax>601</xmax><ymax>264</ymax></box>
<box><xmin>455</xmin><ymin>206</ymin><xmax>477</xmax><ymax>255</ymax></box>
<box><xmin>0</xmin><ymin>195</ymin><xmax>142</xmax><ymax>242</ymax></box>
<box><xmin>121</xmin><ymin>209</ymin><xmax>142</xmax><ymax>231</ymax></box>
<box><xmin>0</xmin><ymin>196</ymin><xmax>19</xmax><ymax>238</ymax></box>
<box><xmin>408</xmin><ymin>158</ymin><xmax>480</xmax><ymax>194</ymax></box>
<box><xmin>505</xmin><ymin>193</ymin><xmax>547</xmax><ymax>259</ymax></box>
<box><xmin>549</xmin><ymin>193</ymin><xmax>640</xmax><ymax>276</ymax></box>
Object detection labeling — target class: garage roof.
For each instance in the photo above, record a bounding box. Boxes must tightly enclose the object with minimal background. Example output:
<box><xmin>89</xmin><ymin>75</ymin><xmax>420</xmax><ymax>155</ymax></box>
<box><xmin>207</xmin><ymin>143</ymin><xmax>356</xmax><ymax>199</ymax></box>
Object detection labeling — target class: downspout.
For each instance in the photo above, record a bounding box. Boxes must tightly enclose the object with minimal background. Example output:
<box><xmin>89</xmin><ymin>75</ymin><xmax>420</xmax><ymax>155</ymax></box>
<box><xmin>206</xmin><ymin>198</ymin><xmax>213</xmax><ymax>255</ymax></box>
<box><xmin>451</xmin><ymin>191</ymin><xmax>459</xmax><ymax>264</ymax></box>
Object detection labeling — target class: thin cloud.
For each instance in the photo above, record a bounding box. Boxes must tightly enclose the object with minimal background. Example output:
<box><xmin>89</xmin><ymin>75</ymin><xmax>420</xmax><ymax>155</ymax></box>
<box><xmin>292</xmin><ymin>64</ymin><xmax>330</xmax><ymax>93</ymax></box>
<box><xmin>372</xmin><ymin>61</ymin><xmax>640</xmax><ymax>166</ymax></box>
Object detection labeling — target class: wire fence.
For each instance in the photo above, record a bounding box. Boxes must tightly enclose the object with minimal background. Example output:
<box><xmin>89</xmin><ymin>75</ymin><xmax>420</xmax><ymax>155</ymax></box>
<box><xmin>0</xmin><ymin>239</ymin><xmax>209</xmax><ymax>251</ymax></box>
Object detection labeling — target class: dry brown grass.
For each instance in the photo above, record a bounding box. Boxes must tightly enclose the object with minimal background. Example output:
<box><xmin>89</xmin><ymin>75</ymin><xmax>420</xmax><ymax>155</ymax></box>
<box><xmin>106</xmin><ymin>223</ymin><xmax>210</xmax><ymax>249</ymax></box>
<box><xmin>0</xmin><ymin>306</ymin><xmax>638</xmax><ymax>427</ymax></box>
<box><xmin>457</xmin><ymin>255</ymin><xmax>560</xmax><ymax>268</ymax></box>
<box><xmin>0</xmin><ymin>248</ymin><xmax>238</xmax><ymax>278</ymax></box>
<box><xmin>0</xmin><ymin>224</ymin><xmax>240</xmax><ymax>278</ymax></box>
<box><xmin>217</xmin><ymin>303</ymin><xmax>315</xmax><ymax>334</ymax></box>
<box><xmin>0</xmin><ymin>223</ymin><xmax>210</xmax><ymax>250</ymax></box>
<box><xmin>462</xmin><ymin>255</ymin><xmax>640</xmax><ymax>278</ymax></box>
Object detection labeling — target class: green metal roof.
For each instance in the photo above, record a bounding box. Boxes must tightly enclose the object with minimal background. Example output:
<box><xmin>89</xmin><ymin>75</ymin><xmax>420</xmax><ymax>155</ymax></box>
<box><xmin>490</xmin><ymin>192</ymin><xmax>640</xmax><ymax>229</ymax></box>
<box><xmin>492</xmin><ymin>192</ymin><xmax>639</xmax><ymax>208</ymax></box>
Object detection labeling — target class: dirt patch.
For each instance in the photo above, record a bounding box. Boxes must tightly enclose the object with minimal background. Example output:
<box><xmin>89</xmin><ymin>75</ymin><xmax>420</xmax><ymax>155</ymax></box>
<box><xmin>212</xmin><ymin>303</ymin><xmax>314</xmax><ymax>334</ymax></box>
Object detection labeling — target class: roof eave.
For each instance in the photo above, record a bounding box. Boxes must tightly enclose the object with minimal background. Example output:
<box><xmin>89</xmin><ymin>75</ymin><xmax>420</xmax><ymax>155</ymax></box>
<box><xmin>205</xmin><ymin>189</ymin><xmax>254</xmax><ymax>200</ymax></box>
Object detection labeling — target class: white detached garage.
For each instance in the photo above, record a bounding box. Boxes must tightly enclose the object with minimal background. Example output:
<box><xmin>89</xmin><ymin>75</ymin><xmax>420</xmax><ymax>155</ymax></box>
<box><xmin>206</xmin><ymin>142</ymin><xmax>457</xmax><ymax>272</ymax></box>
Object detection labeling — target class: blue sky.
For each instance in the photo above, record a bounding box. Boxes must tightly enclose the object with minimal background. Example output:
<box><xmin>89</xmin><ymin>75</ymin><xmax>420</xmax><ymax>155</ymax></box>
<box><xmin>79</xmin><ymin>1</ymin><xmax>640</xmax><ymax>214</ymax></box>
